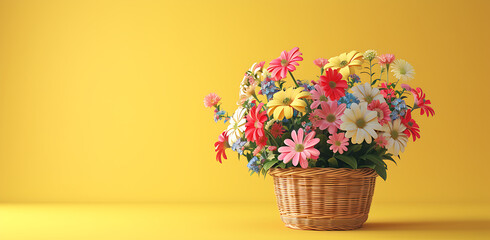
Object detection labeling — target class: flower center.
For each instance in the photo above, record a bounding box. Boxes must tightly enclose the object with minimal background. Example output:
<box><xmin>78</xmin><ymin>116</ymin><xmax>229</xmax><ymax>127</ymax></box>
<box><xmin>295</xmin><ymin>144</ymin><xmax>305</xmax><ymax>152</ymax></box>
<box><xmin>408</xmin><ymin>121</ymin><xmax>413</xmax><ymax>127</ymax></box>
<box><xmin>326</xmin><ymin>114</ymin><xmax>336</xmax><ymax>123</ymax></box>
<box><xmin>335</xmin><ymin>140</ymin><xmax>341</xmax><ymax>146</ymax></box>
<box><xmin>281</xmin><ymin>59</ymin><xmax>289</xmax><ymax>67</ymax></box>
<box><xmin>376</xmin><ymin>109</ymin><xmax>383</xmax><ymax>119</ymax></box>
<box><xmin>400</xmin><ymin>68</ymin><xmax>406</xmax><ymax>75</ymax></box>
<box><xmin>319</xmin><ymin>95</ymin><xmax>328</xmax><ymax>101</ymax></box>
<box><xmin>329</xmin><ymin>81</ymin><xmax>337</xmax><ymax>88</ymax></box>
<box><xmin>340</xmin><ymin>60</ymin><xmax>348</xmax><ymax>67</ymax></box>
<box><xmin>365</xmin><ymin>95</ymin><xmax>373</xmax><ymax>103</ymax></box>
<box><xmin>254</xmin><ymin>121</ymin><xmax>261</xmax><ymax>129</ymax></box>
<box><xmin>356</xmin><ymin>118</ymin><xmax>366</xmax><ymax>128</ymax></box>
<box><xmin>391</xmin><ymin>130</ymin><xmax>399</xmax><ymax>140</ymax></box>
<box><xmin>282</xmin><ymin>97</ymin><xmax>292</xmax><ymax>105</ymax></box>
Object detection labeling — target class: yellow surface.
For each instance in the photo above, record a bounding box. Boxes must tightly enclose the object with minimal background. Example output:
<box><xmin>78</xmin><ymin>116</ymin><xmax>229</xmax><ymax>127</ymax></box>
<box><xmin>0</xmin><ymin>0</ymin><xmax>490</xmax><ymax>205</ymax></box>
<box><xmin>0</xmin><ymin>203</ymin><xmax>489</xmax><ymax>240</ymax></box>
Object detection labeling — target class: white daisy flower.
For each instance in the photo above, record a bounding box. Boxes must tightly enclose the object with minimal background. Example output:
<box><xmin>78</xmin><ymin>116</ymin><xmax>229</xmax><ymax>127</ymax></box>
<box><xmin>391</xmin><ymin>59</ymin><xmax>415</xmax><ymax>81</ymax></box>
<box><xmin>226</xmin><ymin>107</ymin><xmax>247</xmax><ymax>145</ymax></box>
<box><xmin>382</xmin><ymin>119</ymin><xmax>408</xmax><ymax>155</ymax></box>
<box><xmin>351</xmin><ymin>82</ymin><xmax>386</xmax><ymax>104</ymax></box>
<box><xmin>340</xmin><ymin>102</ymin><xmax>382</xmax><ymax>144</ymax></box>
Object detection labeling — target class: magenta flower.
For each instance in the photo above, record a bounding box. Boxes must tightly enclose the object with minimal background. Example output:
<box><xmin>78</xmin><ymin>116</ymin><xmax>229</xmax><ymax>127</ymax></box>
<box><xmin>313</xmin><ymin>58</ymin><xmax>329</xmax><ymax>68</ymax></box>
<box><xmin>309</xmin><ymin>84</ymin><xmax>329</xmax><ymax>109</ymax></box>
<box><xmin>311</xmin><ymin>101</ymin><xmax>346</xmax><ymax>134</ymax></box>
<box><xmin>401</xmin><ymin>84</ymin><xmax>412</xmax><ymax>92</ymax></box>
<box><xmin>267</xmin><ymin>47</ymin><xmax>303</xmax><ymax>81</ymax></box>
<box><xmin>278</xmin><ymin>128</ymin><xmax>320</xmax><ymax>169</ymax></box>
<box><xmin>327</xmin><ymin>132</ymin><xmax>349</xmax><ymax>154</ymax></box>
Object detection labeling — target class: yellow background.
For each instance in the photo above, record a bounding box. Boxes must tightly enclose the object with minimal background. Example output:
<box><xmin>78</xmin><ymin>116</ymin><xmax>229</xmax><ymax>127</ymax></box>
<box><xmin>0</xmin><ymin>0</ymin><xmax>489</xmax><ymax>206</ymax></box>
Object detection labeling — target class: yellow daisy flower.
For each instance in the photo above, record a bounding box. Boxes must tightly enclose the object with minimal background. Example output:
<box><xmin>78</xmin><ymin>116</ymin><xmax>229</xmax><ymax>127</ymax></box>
<box><xmin>324</xmin><ymin>50</ymin><xmax>364</xmax><ymax>79</ymax></box>
<box><xmin>267</xmin><ymin>87</ymin><xmax>310</xmax><ymax>120</ymax></box>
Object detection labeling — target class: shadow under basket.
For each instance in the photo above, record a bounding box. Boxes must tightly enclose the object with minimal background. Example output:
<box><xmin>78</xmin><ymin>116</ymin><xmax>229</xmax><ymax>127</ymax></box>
<box><xmin>269</xmin><ymin>167</ymin><xmax>377</xmax><ymax>231</ymax></box>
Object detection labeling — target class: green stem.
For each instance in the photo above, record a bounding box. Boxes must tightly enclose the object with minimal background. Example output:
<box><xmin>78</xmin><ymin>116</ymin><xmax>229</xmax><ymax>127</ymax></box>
<box><xmin>265</xmin><ymin>130</ymin><xmax>279</xmax><ymax>147</ymax></box>
<box><xmin>252</xmin><ymin>93</ymin><xmax>262</xmax><ymax>103</ymax></box>
<box><xmin>386</xmin><ymin>64</ymin><xmax>390</xmax><ymax>85</ymax></box>
<box><xmin>289</xmin><ymin>71</ymin><xmax>300</xmax><ymax>88</ymax></box>
<box><xmin>393</xmin><ymin>79</ymin><xmax>400</xmax><ymax>89</ymax></box>
<box><xmin>369</xmin><ymin>59</ymin><xmax>373</xmax><ymax>85</ymax></box>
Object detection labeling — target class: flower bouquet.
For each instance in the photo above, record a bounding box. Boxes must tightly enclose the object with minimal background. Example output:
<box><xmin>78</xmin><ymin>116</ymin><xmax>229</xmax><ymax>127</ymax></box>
<box><xmin>204</xmin><ymin>48</ymin><xmax>434</xmax><ymax>230</ymax></box>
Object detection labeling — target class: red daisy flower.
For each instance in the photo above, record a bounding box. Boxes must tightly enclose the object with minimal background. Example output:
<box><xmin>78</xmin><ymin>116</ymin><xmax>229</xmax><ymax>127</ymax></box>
<box><xmin>318</xmin><ymin>68</ymin><xmax>347</xmax><ymax>101</ymax></box>
<box><xmin>267</xmin><ymin>47</ymin><xmax>303</xmax><ymax>81</ymax></box>
<box><xmin>214</xmin><ymin>131</ymin><xmax>229</xmax><ymax>163</ymax></box>
<box><xmin>411</xmin><ymin>87</ymin><xmax>435</xmax><ymax>117</ymax></box>
<box><xmin>245</xmin><ymin>103</ymin><xmax>268</xmax><ymax>144</ymax></box>
<box><xmin>270</xmin><ymin>122</ymin><xmax>285</xmax><ymax>138</ymax></box>
<box><xmin>401</xmin><ymin>109</ymin><xmax>420</xmax><ymax>141</ymax></box>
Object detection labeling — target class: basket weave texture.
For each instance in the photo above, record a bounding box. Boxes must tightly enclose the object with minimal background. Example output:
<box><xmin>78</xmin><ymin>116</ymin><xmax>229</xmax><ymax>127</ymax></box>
<box><xmin>269</xmin><ymin>167</ymin><xmax>377</xmax><ymax>230</ymax></box>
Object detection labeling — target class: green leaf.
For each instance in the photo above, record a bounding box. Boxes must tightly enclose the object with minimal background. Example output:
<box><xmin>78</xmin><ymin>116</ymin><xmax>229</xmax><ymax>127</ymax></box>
<box><xmin>363</xmin><ymin>154</ymin><xmax>386</xmax><ymax>168</ymax></box>
<box><xmin>383</xmin><ymin>155</ymin><xmax>397</xmax><ymax>165</ymax></box>
<box><xmin>335</xmin><ymin>155</ymin><xmax>357</xmax><ymax>169</ymax></box>
<box><xmin>374</xmin><ymin>165</ymin><xmax>387</xmax><ymax>181</ymax></box>
<box><xmin>359</xmin><ymin>164</ymin><xmax>376</xmax><ymax>169</ymax></box>
<box><xmin>327</xmin><ymin>157</ymin><xmax>338</xmax><ymax>168</ymax></box>
<box><xmin>278</xmin><ymin>162</ymin><xmax>286</xmax><ymax>169</ymax></box>
<box><xmin>348</xmin><ymin>144</ymin><xmax>362</xmax><ymax>152</ymax></box>
<box><xmin>262</xmin><ymin>159</ymin><xmax>279</xmax><ymax>172</ymax></box>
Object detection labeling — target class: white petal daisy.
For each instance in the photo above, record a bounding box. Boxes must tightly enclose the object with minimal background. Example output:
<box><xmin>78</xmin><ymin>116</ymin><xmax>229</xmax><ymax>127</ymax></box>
<box><xmin>351</xmin><ymin>82</ymin><xmax>386</xmax><ymax>104</ymax></box>
<box><xmin>382</xmin><ymin>119</ymin><xmax>408</xmax><ymax>155</ymax></box>
<box><xmin>226</xmin><ymin>107</ymin><xmax>247</xmax><ymax>145</ymax></box>
<box><xmin>391</xmin><ymin>59</ymin><xmax>415</xmax><ymax>81</ymax></box>
<box><xmin>340</xmin><ymin>102</ymin><xmax>382</xmax><ymax>144</ymax></box>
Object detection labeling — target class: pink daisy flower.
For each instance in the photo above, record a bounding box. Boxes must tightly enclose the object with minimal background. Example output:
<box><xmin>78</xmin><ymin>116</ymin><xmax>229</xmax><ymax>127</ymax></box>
<box><xmin>327</xmin><ymin>132</ymin><xmax>349</xmax><ymax>154</ymax></box>
<box><xmin>203</xmin><ymin>93</ymin><xmax>221</xmax><ymax>108</ymax></box>
<box><xmin>311</xmin><ymin>101</ymin><xmax>346</xmax><ymax>134</ymax></box>
<box><xmin>267</xmin><ymin>47</ymin><xmax>303</xmax><ymax>81</ymax></box>
<box><xmin>309</xmin><ymin>84</ymin><xmax>329</xmax><ymax>109</ymax></box>
<box><xmin>278</xmin><ymin>128</ymin><xmax>320</xmax><ymax>169</ymax></box>
<box><xmin>313</xmin><ymin>58</ymin><xmax>329</xmax><ymax>68</ymax></box>
<box><xmin>368</xmin><ymin>100</ymin><xmax>392</xmax><ymax>125</ymax></box>
<box><xmin>375</xmin><ymin>135</ymin><xmax>388</xmax><ymax>148</ymax></box>
<box><xmin>377</xmin><ymin>54</ymin><xmax>395</xmax><ymax>67</ymax></box>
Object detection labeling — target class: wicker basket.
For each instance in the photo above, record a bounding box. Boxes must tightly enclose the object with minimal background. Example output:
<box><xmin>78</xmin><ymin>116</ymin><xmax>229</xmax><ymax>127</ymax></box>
<box><xmin>269</xmin><ymin>167</ymin><xmax>377</xmax><ymax>230</ymax></box>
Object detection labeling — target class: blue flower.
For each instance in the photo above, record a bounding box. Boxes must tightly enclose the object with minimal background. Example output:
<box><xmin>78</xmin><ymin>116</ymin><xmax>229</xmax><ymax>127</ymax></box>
<box><xmin>338</xmin><ymin>92</ymin><xmax>360</xmax><ymax>108</ymax></box>
<box><xmin>231</xmin><ymin>139</ymin><xmax>246</xmax><ymax>155</ymax></box>
<box><xmin>260</xmin><ymin>79</ymin><xmax>279</xmax><ymax>100</ymax></box>
<box><xmin>247</xmin><ymin>157</ymin><xmax>260</xmax><ymax>173</ymax></box>
<box><xmin>349</xmin><ymin>74</ymin><xmax>361</xmax><ymax>83</ymax></box>
<box><xmin>392</xmin><ymin>98</ymin><xmax>407</xmax><ymax>111</ymax></box>
<box><xmin>296</xmin><ymin>80</ymin><xmax>315</xmax><ymax>91</ymax></box>
<box><xmin>390</xmin><ymin>98</ymin><xmax>407</xmax><ymax>120</ymax></box>
<box><xmin>213</xmin><ymin>110</ymin><xmax>228</xmax><ymax>122</ymax></box>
